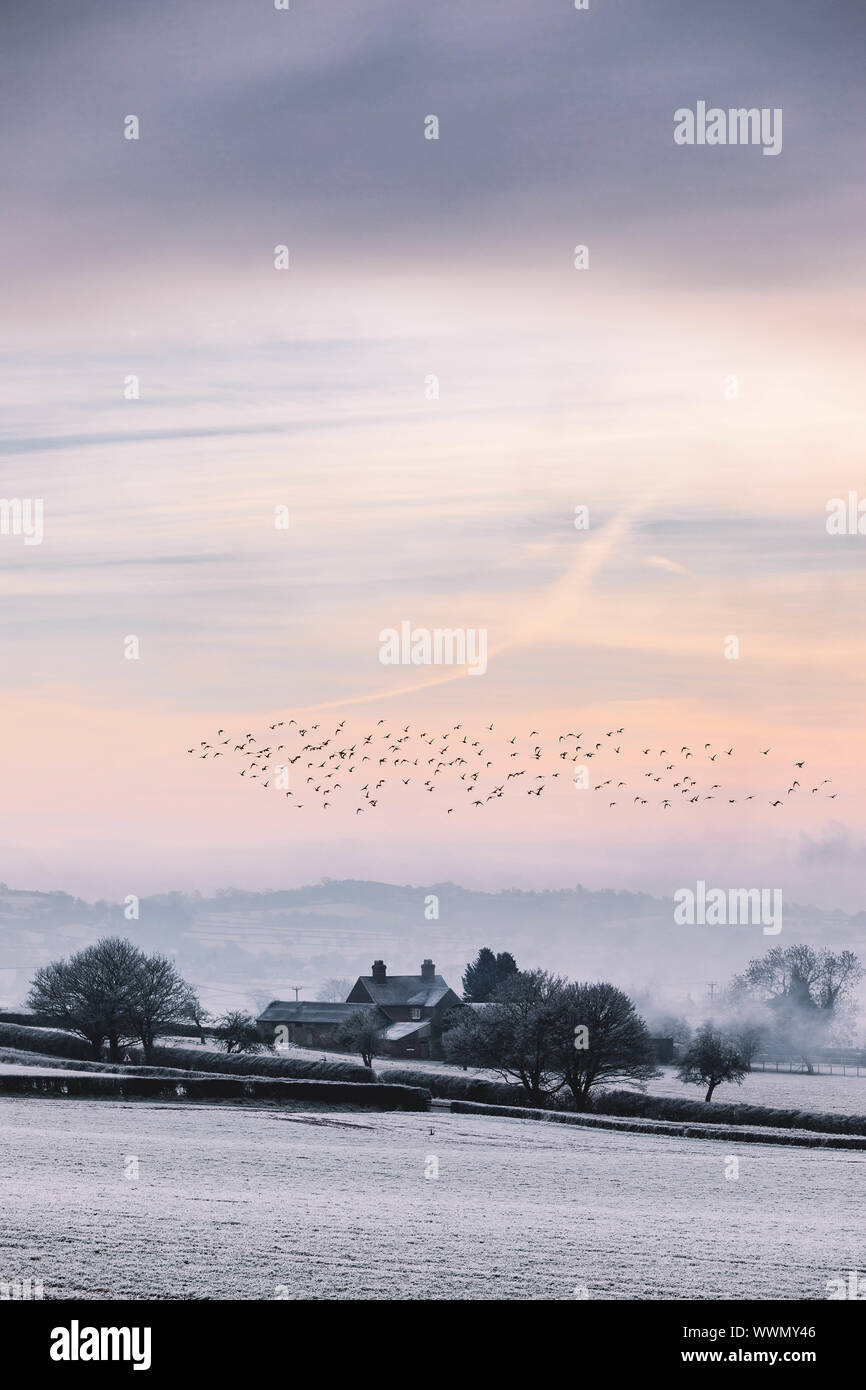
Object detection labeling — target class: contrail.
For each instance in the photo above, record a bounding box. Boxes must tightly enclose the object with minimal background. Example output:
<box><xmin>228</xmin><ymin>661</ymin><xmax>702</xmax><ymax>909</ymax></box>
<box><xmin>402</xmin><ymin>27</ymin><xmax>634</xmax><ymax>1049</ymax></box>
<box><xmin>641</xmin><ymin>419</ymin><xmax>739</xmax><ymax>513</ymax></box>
<box><xmin>286</xmin><ymin>502</ymin><xmax>646</xmax><ymax>715</ymax></box>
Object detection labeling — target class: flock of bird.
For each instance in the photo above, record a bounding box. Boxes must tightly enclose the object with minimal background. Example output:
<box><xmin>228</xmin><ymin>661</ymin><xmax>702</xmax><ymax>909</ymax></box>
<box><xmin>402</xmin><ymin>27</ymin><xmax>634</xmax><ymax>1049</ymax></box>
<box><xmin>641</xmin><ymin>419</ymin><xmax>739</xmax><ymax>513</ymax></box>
<box><xmin>188</xmin><ymin>720</ymin><xmax>835</xmax><ymax>816</ymax></box>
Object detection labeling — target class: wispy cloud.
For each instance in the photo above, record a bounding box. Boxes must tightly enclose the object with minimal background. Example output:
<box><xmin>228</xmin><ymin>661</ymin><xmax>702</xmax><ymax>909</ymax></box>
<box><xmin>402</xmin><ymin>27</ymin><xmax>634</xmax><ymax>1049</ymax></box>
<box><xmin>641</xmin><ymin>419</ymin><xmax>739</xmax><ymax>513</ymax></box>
<box><xmin>645</xmin><ymin>554</ymin><xmax>692</xmax><ymax>577</ymax></box>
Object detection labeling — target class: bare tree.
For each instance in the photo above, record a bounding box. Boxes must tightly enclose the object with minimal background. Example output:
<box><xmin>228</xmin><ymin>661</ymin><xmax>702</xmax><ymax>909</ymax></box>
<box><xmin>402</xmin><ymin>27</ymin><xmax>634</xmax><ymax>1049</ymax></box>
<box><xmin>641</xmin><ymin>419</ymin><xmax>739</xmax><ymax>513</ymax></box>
<box><xmin>28</xmin><ymin>937</ymin><xmax>140</xmax><ymax>1060</ymax></box>
<box><xmin>27</xmin><ymin>957</ymin><xmax>109</xmax><ymax>1060</ymax></box>
<box><xmin>678</xmin><ymin>1024</ymin><xmax>747</xmax><ymax>1102</ymax></box>
<box><xmin>28</xmin><ymin>938</ymin><xmax>201</xmax><ymax>1062</ymax></box>
<box><xmin>731</xmin><ymin>946</ymin><xmax>863</xmax><ymax>1070</ymax></box>
<box><xmin>733</xmin><ymin>946</ymin><xmax>862</xmax><ymax>1016</ymax></box>
<box><xmin>126</xmin><ymin>953</ymin><xmax>200</xmax><ymax>1062</ymax></box>
<box><xmin>727</xmin><ymin>1016</ymin><xmax>766</xmax><ymax>1070</ymax></box>
<box><xmin>336</xmin><ymin>1008</ymin><xmax>381</xmax><ymax>1068</ymax></box>
<box><xmin>185</xmin><ymin>994</ymin><xmax>211</xmax><ymax>1044</ymax></box>
<box><xmin>553</xmin><ymin>981</ymin><xmax>660</xmax><ymax>1109</ymax></box>
<box><xmin>215</xmin><ymin>1010</ymin><xmax>271</xmax><ymax>1054</ymax></box>
<box><xmin>317</xmin><ymin>978</ymin><xmax>353</xmax><ymax>1003</ymax></box>
<box><xmin>444</xmin><ymin>970</ymin><xmax>565</xmax><ymax>1105</ymax></box>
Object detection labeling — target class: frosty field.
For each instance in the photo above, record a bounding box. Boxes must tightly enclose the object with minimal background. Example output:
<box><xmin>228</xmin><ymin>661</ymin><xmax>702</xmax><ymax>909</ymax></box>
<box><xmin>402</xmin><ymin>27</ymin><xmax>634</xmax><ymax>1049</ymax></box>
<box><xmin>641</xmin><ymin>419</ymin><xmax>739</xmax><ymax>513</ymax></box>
<box><xmin>0</xmin><ymin>1095</ymin><xmax>862</xmax><ymax>1300</ymax></box>
<box><xmin>0</xmin><ymin>1063</ymin><xmax>103</xmax><ymax>1078</ymax></box>
<box><xmin>643</xmin><ymin>1065</ymin><xmax>866</xmax><ymax>1116</ymax></box>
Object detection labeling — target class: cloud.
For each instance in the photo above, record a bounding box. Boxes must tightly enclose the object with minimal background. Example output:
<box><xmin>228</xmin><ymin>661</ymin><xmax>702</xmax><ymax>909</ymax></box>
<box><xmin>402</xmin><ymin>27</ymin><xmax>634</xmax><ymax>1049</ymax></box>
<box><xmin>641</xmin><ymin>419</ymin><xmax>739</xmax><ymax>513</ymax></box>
<box><xmin>4</xmin><ymin>0</ymin><xmax>866</xmax><ymax>320</ymax></box>
<box><xmin>0</xmin><ymin>425</ymin><xmax>285</xmax><ymax>456</ymax></box>
<box><xmin>645</xmin><ymin>555</ymin><xmax>692</xmax><ymax>577</ymax></box>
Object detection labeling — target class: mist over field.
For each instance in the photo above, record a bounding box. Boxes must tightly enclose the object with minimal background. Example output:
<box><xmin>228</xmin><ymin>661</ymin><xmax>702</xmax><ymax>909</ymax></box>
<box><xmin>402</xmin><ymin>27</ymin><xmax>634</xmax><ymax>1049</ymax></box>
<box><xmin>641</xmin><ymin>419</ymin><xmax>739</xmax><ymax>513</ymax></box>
<box><xmin>2</xmin><ymin>877</ymin><xmax>863</xmax><ymax>1026</ymax></box>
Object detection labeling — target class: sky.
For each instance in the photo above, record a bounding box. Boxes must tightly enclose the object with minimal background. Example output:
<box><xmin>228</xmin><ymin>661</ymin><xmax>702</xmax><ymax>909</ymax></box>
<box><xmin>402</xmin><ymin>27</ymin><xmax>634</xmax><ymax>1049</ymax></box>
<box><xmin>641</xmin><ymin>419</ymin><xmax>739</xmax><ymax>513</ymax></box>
<box><xmin>1</xmin><ymin>0</ymin><xmax>865</xmax><ymax>907</ymax></box>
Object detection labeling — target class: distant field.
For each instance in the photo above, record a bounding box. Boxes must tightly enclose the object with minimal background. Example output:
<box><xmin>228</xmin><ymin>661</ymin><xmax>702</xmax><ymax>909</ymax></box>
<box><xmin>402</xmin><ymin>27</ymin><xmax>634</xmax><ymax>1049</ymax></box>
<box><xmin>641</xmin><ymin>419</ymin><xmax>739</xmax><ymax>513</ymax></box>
<box><xmin>642</xmin><ymin>1066</ymin><xmax>866</xmax><ymax>1117</ymax></box>
<box><xmin>0</xmin><ymin>1095</ymin><xmax>862</xmax><ymax>1299</ymax></box>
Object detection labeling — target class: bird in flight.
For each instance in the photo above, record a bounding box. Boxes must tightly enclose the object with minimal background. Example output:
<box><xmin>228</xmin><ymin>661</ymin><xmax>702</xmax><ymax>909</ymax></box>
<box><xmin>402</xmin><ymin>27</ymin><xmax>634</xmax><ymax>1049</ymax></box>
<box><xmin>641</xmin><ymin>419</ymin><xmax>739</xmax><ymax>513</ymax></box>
<box><xmin>192</xmin><ymin>719</ymin><xmax>831</xmax><ymax>822</ymax></box>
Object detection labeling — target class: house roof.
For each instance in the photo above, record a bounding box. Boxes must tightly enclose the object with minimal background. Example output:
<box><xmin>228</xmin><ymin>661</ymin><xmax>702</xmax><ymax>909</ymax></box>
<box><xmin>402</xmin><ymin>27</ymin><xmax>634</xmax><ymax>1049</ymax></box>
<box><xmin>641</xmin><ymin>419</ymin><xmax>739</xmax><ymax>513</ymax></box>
<box><xmin>350</xmin><ymin>975</ymin><xmax>453</xmax><ymax>1008</ymax></box>
<box><xmin>378</xmin><ymin>1020</ymin><xmax>431</xmax><ymax>1041</ymax></box>
<box><xmin>257</xmin><ymin>1001</ymin><xmax>377</xmax><ymax>1025</ymax></box>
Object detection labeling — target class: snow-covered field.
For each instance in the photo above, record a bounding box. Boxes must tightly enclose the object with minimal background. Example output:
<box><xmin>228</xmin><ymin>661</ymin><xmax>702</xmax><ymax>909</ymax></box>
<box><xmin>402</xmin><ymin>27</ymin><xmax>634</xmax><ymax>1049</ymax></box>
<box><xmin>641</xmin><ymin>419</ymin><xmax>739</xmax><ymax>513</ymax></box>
<box><xmin>0</xmin><ymin>1095</ymin><xmax>861</xmax><ymax>1300</ymax></box>
<box><xmin>641</xmin><ymin>1066</ymin><xmax>866</xmax><ymax>1116</ymax></box>
<box><xmin>0</xmin><ymin>1063</ymin><xmax>100</xmax><ymax>1078</ymax></box>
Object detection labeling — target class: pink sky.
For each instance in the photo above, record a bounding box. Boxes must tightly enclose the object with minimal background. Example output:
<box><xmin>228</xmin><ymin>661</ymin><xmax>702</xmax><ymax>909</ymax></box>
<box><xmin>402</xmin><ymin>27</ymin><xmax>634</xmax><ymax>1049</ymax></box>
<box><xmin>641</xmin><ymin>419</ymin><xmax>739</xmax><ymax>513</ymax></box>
<box><xmin>2</xmin><ymin>0</ymin><xmax>864</xmax><ymax>909</ymax></box>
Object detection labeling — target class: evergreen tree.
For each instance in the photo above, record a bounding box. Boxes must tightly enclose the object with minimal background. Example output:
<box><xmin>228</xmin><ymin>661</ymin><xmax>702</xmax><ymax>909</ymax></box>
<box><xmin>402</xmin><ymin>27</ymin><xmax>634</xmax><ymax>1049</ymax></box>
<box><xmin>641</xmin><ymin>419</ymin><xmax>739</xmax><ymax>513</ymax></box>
<box><xmin>462</xmin><ymin>947</ymin><xmax>518</xmax><ymax>1001</ymax></box>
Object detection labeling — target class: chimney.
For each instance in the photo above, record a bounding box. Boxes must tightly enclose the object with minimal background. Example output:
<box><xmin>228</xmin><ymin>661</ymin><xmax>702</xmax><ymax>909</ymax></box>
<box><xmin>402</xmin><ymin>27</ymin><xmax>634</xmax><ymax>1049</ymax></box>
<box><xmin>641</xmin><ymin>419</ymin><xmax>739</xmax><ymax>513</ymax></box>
<box><xmin>371</xmin><ymin>960</ymin><xmax>386</xmax><ymax>984</ymax></box>
<box><xmin>421</xmin><ymin>958</ymin><xmax>435</xmax><ymax>983</ymax></box>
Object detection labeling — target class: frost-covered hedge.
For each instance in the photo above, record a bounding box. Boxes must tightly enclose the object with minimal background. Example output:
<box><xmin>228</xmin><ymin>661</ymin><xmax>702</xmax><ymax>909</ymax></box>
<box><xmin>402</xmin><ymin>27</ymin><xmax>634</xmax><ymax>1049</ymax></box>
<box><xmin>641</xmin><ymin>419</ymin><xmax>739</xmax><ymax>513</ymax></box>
<box><xmin>0</xmin><ymin>1022</ymin><xmax>92</xmax><ymax>1059</ymax></box>
<box><xmin>0</xmin><ymin>1047</ymin><xmax>256</xmax><ymax>1080</ymax></box>
<box><xmin>449</xmin><ymin>1100</ymin><xmax>866</xmax><ymax>1149</ymax></box>
<box><xmin>0</xmin><ymin>1012</ymin><xmax>205</xmax><ymax>1040</ymax></box>
<box><xmin>0</xmin><ymin>1072</ymin><xmax>429</xmax><ymax>1109</ymax></box>
<box><xmin>0</xmin><ymin>1028</ymin><xmax>373</xmax><ymax>1082</ymax></box>
<box><xmin>145</xmin><ymin>1044</ymin><xmax>374</xmax><ymax>1083</ymax></box>
<box><xmin>0</xmin><ymin>1030</ymin><xmax>374</xmax><ymax>1082</ymax></box>
<box><xmin>592</xmin><ymin>1088</ymin><xmax>866</xmax><ymax>1136</ymax></box>
<box><xmin>381</xmin><ymin>1068</ymin><xmax>532</xmax><ymax>1107</ymax></box>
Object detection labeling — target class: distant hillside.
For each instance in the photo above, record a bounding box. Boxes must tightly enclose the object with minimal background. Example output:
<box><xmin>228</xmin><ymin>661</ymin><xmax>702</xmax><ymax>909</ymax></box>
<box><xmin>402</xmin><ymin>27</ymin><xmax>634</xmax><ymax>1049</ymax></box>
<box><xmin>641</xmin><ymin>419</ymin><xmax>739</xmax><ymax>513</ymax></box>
<box><xmin>0</xmin><ymin>879</ymin><xmax>860</xmax><ymax>1013</ymax></box>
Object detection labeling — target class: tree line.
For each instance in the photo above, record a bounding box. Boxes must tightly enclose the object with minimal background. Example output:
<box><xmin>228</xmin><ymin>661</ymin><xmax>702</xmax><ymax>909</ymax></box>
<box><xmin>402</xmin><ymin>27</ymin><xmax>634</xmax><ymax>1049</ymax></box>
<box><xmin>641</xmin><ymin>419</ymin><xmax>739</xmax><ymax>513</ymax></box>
<box><xmin>434</xmin><ymin>942</ymin><xmax>864</xmax><ymax>1106</ymax></box>
<box><xmin>27</xmin><ymin>937</ymin><xmax>204</xmax><ymax>1062</ymax></box>
<box><xmin>22</xmin><ymin>936</ymin><xmax>863</xmax><ymax>1103</ymax></box>
<box><xmin>444</xmin><ymin>970</ymin><xmax>661</xmax><ymax>1107</ymax></box>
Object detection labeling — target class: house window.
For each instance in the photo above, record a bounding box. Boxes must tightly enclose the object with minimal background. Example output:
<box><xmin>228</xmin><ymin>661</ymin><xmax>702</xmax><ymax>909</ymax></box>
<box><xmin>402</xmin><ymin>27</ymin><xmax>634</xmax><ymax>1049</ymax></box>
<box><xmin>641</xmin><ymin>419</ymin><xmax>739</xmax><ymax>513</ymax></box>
<box><xmin>410</xmin><ymin>1007</ymin><xmax>421</xmax><ymax>1020</ymax></box>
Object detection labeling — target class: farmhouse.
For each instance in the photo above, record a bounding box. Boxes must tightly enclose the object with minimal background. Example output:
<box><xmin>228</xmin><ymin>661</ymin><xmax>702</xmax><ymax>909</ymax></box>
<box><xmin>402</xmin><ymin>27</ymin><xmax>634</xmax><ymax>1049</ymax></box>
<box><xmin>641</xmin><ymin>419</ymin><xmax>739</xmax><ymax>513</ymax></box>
<box><xmin>257</xmin><ymin>1001</ymin><xmax>379</xmax><ymax>1052</ymax></box>
<box><xmin>258</xmin><ymin>959</ymin><xmax>462</xmax><ymax>1060</ymax></box>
